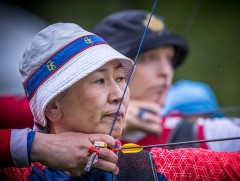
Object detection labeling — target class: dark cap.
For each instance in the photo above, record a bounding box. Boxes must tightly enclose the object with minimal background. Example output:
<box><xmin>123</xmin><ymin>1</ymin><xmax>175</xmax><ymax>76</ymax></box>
<box><xmin>92</xmin><ymin>10</ymin><xmax>189</xmax><ymax>68</ymax></box>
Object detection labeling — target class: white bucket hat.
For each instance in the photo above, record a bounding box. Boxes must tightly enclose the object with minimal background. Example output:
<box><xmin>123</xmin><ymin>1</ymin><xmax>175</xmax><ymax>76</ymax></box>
<box><xmin>20</xmin><ymin>23</ymin><xmax>133</xmax><ymax>131</ymax></box>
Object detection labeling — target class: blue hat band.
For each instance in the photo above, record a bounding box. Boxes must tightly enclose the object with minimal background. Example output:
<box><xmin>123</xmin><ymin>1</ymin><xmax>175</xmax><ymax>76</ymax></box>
<box><xmin>23</xmin><ymin>35</ymin><xmax>107</xmax><ymax>101</ymax></box>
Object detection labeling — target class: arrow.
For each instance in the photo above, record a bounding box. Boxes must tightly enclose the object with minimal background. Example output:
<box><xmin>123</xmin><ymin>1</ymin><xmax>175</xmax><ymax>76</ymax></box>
<box><xmin>112</xmin><ymin>137</ymin><xmax>240</xmax><ymax>154</ymax></box>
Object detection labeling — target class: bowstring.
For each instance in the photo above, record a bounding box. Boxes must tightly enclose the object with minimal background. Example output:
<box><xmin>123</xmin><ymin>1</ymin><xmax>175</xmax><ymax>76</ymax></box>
<box><xmin>109</xmin><ymin>0</ymin><xmax>159</xmax><ymax>136</ymax></box>
<box><xmin>184</xmin><ymin>0</ymin><xmax>202</xmax><ymax>37</ymax></box>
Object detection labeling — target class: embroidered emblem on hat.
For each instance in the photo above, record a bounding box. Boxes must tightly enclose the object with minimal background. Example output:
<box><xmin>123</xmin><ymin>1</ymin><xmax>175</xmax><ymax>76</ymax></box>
<box><xmin>84</xmin><ymin>37</ymin><xmax>94</xmax><ymax>44</ymax></box>
<box><xmin>143</xmin><ymin>14</ymin><xmax>164</xmax><ymax>32</ymax></box>
<box><xmin>47</xmin><ymin>61</ymin><xmax>56</xmax><ymax>71</ymax></box>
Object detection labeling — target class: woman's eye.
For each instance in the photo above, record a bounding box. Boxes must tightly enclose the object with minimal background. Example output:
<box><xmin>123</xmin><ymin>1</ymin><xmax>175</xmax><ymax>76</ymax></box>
<box><xmin>116</xmin><ymin>76</ymin><xmax>125</xmax><ymax>82</ymax></box>
<box><xmin>95</xmin><ymin>79</ymin><xmax>104</xmax><ymax>84</ymax></box>
<box><xmin>139</xmin><ymin>55</ymin><xmax>158</xmax><ymax>63</ymax></box>
<box><xmin>148</xmin><ymin>55</ymin><xmax>159</xmax><ymax>61</ymax></box>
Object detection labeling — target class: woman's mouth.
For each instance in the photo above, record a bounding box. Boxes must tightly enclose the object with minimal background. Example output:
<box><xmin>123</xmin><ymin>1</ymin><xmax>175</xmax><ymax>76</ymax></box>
<box><xmin>104</xmin><ymin>111</ymin><xmax>124</xmax><ymax>120</ymax></box>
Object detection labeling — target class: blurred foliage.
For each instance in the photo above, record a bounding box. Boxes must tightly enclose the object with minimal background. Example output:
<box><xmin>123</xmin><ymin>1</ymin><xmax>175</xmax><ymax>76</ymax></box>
<box><xmin>9</xmin><ymin>0</ymin><xmax>240</xmax><ymax>108</ymax></box>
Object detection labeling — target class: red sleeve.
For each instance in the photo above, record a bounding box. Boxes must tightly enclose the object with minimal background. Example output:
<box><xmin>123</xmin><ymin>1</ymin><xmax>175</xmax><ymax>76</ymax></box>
<box><xmin>0</xmin><ymin>167</ymin><xmax>31</xmax><ymax>181</ymax></box>
<box><xmin>121</xmin><ymin>116</ymin><xmax>177</xmax><ymax>151</ymax></box>
<box><xmin>0</xmin><ymin>96</ymin><xmax>33</xmax><ymax>129</ymax></box>
<box><xmin>0</xmin><ymin>162</ymin><xmax>46</xmax><ymax>181</ymax></box>
<box><xmin>197</xmin><ymin>124</ymin><xmax>208</xmax><ymax>149</ymax></box>
<box><xmin>151</xmin><ymin>147</ymin><xmax>240</xmax><ymax>181</ymax></box>
<box><xmin>135</xmin><ymin>116</ymin><xmax>174</xmax><ymax>150</ymax></box>
<box><xmin>0</xmin><ymin>129</ymin><xmax>14</xmax><ymax>167</ymax></box>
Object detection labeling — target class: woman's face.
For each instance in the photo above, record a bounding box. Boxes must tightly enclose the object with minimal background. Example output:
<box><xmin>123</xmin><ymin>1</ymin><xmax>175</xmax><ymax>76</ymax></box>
<box><xmin>52</xmin><ymin>60</ymin><xmax>130</xmax><ymax>138</ymax></box>
<box><xmin>129</xmin><ymin>46</ymin><xmax>174</xmax><ymax>106</ymax></box>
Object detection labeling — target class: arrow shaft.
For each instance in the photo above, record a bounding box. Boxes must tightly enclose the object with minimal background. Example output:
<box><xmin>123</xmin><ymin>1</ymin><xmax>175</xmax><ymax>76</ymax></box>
<box><xmin>142</xmin><ymin>137</ymin><xmax>240</xmax><ymax>149</ymax></box>
<box><xmin>118</xmin><ymin>137</ymin><xmax>240</xmax><ymax>151</ymax></box>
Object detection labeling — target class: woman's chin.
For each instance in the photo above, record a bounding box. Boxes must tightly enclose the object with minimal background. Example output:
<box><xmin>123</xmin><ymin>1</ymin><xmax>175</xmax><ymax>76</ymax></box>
<box><xmin>111</xmin><ymin>129</ymin><xmax>122</xmax><ymax>139</ymax></box>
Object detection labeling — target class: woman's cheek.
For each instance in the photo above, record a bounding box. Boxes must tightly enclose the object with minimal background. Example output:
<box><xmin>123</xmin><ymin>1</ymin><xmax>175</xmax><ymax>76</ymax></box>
<box><xmin>124</xmin><ymin>87</ymin><xmax>131</xmax><ymax>110</ymax></box>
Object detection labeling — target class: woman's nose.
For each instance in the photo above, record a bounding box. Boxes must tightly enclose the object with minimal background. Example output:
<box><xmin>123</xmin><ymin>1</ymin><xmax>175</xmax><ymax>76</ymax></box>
<box><xmin>108</xmin><ymin>82</ymin><xmax>123</xmax><ymax>104</ymax></box>
<box><xmin>156</xmin><ymin>58</ymin><xmax>173</xmax><ymax>78</ymax></box>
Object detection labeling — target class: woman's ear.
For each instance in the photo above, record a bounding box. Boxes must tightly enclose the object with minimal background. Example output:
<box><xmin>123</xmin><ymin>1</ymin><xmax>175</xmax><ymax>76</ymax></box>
<box><xmin>45</xmin><ymin>101</ymin><xmax>63</xmax><ymax>122</ymax></box>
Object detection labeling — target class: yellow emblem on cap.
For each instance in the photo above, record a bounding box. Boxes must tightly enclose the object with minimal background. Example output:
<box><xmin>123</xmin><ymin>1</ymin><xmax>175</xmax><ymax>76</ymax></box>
<box><xmin>84</xmin><ymin>37</ymin><xmax>94</xmax><ymax>44</ymax></box>
<box><xmin>143</xmin><ymin>14</ymin><xmax>164</xmax><ymax>32</ymax></box>
<box><xmin>47</xmin><ymin>61</ymin><xmax>56</xmax><ymax>71</ymax></box>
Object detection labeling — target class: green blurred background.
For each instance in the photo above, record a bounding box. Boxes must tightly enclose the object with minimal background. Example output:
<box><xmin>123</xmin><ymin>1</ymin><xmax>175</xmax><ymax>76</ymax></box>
<box><xmin>5</xmin><ymin>0</ymin><xmax>240</xmax><ymax>110</ymax></box>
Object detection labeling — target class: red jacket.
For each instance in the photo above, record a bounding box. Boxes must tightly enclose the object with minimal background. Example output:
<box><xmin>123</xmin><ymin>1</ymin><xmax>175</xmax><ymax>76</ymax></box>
<box><xmin>152</xmin><ymin>147</ymin><xmax>240</xmax><ymax>180</ymax></box>
<box><xmin>121</xmin><ymin>116</ymin><xmax>240</xmax><ymax>151</ymax></box>
<box><xmin>121</xmin><ymin>116</ymin><xmax>208</xmax><ymax>149</ymax></box>
<box><xmin>0</xmin><ymin>96</ymin><xmax>33</xmax><ymax>168</ymax></box>
<box><xmin>1</xmin><ymin>148</ymin><xmax>240</xmax><ymax>180</ymax></box>
<box><xmin>0</xmin><ymin>96</ymin><xmax>33</xmax><ymax>129</ymax></box>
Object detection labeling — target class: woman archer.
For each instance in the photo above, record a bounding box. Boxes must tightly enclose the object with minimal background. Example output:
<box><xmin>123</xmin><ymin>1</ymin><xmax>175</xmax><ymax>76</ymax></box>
<box><xmin>0</xmin><ymin>23</ymin><xmax>239</xmax><ymax>181</ymax></box>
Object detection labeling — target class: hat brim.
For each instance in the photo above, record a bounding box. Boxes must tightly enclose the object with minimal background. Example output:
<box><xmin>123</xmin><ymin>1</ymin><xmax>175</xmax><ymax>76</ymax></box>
<box><xmin>128</xmin><ymin>33</ymin><xmax>189</xmax><ymax>68</ymax></box>
<box><xmin>141</xmin><ymin>34</ymin><xmax>188</xmax><ymax>68</ymax></box>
